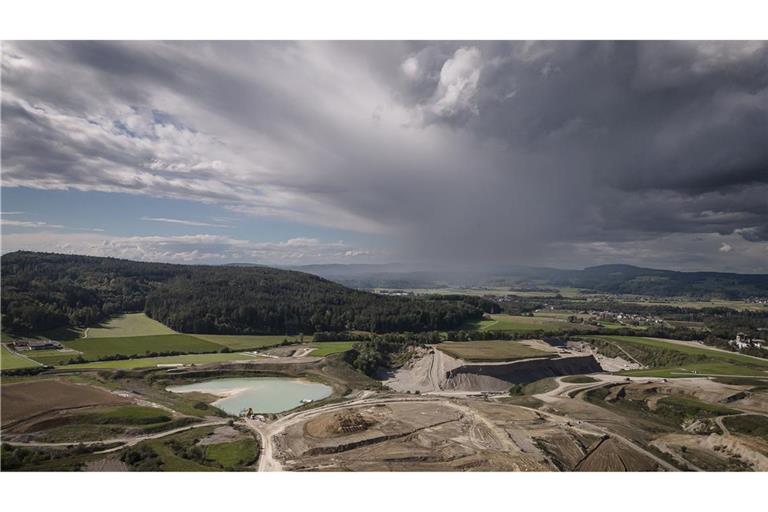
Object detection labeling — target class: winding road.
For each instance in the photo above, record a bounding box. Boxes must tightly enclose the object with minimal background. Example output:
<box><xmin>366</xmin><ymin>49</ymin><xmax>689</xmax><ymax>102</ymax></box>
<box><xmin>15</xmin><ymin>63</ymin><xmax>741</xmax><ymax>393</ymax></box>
<box><xmin>3</xmin><ymin>418</ymin><xmax>229</xmax><ymax>454</ymax></box>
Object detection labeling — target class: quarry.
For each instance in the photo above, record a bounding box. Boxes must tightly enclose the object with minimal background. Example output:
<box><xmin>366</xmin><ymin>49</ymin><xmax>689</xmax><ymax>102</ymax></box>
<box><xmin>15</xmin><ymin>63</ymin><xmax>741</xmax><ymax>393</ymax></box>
<box><xmin>384</xmin><ymin>341</ymin><xmax>605</xmax><ymax>393</ymax></box>
<box><xmin>3</xmin><ymin>335</ymin><xmax>767</xmax><ymax>472</ymax></box>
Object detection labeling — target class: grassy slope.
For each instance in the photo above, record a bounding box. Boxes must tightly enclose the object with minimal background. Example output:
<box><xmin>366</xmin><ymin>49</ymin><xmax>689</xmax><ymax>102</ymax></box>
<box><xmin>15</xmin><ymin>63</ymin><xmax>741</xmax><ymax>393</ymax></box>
<box><xmin>191</xmin><ymin>334</ymin><xmax>302</xmax><ymax>350</ymax></box>
<box><xmin>27</xmin><ymin>334</ymin><xmax>222</xmax><ymax>365</ymax></box>
<box><xmin>436</xmin><ymin>340</ymin><xmax>553</xmax><ymax>362</ymax></box>
<box><xmin>205</xmin><ymin>438</ymin><xmax>258</xmax><ymax>468</ymax></box>
<box><xmin>1</xmin><ymin>345</ymin><xmax>42</xmax><ymax>370</ymax></box>
<box><xmin>585</xmin><ymin>335</ymin><xmax>768</xmax><ymax>378</ymax></box>
<box><xmin>85</xmin><ymin>313</ymin><xmax>176</xmax><ymax>338</ymax></box>
<box><xmin>308</xmin><ymin>342</ymin><xmax>356</xmax><ymax>356</ymax></box>
<box><xmin>723</xmin><ymin>415</ymin><xmax>768</xmax><ymax>439</ymax></box>
<box><xmin>141</xmin><ymin>427</ymin><xmax>220</xmax><ymax>472</ymax></box>
<box><xmin>61</xmin><ymin>352</ymin><xmax>263</xmax><ymax>369</ymax></box>
<box><xmin>468</xmin><ymin>314</ymin><xmax>599</xmax><ymax>333</ymax></box>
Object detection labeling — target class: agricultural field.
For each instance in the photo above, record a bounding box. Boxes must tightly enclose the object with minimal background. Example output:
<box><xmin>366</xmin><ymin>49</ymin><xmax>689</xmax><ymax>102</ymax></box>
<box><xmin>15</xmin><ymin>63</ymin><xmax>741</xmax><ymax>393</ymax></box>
<box><xmin>1</xmin><ymin>379</ymin><xmax>128</xmax><ymax>427</ymax></box>
<box><xmin>308</xmin><ymin>342</ymin><xmax>356</xmax><ymax>357</ymax></box>
<box><xmin>32</xmin><ymin>334</ymin><xmax>223</xmax><ymax>365</ymax></box>
<box><xmin>620</xmin><ymin>297</ymin><xmax>768</xmax><ymax>312</ymax></box>
<box><xmin>21</xmin><ymin>349</ymin><xmax>81</xmax><ymax>366</ymax></box>
<box><xmin>1</xmin><ymin>344</ymin><xmax>42</xmax><ymax>370</ymax></box>
<box><xmin>192</xmin><ymin>334</ymin><xmax>302</xmax><ymax>350</ymax></box>
<box><xmin>583</xmin><ymin>335</ymin><xmax>768</xmax><ymax>378</ymax></box>
<box><xmin>84</xmin><ymin>313</ymin><xmax>176</xmax><ymax>338</ymax></box>
<box><xmin>437</xmin><ymin>340</ymin><xmax>554</xmax><ymax>362</ymax></box>
<box><xmin>467</xmin><ymin>313</ymin><xmax>596</xmax><ymax>333</ymax></box>
<box><xmin>62</xmin><ymin>352</ymin><xmax>263</xmax><ymax>369</ymax></box>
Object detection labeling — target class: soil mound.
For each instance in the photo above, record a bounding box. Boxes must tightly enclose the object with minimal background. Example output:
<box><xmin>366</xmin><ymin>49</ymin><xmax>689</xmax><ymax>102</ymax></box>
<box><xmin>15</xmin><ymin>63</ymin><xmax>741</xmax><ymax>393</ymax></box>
<box><xmin>305</xmin><ymin>410</ymin><xmax>375</xmax><ymax>438</ymax></box>
<box><xmin>386</xmin><ymin>347</ymin><xmax>601</xmax><ymax>393</ymax></box>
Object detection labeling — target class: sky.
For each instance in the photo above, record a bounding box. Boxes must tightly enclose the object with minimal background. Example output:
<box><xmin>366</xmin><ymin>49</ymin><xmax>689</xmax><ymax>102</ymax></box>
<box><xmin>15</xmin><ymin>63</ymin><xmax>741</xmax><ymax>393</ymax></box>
<box><xmin>1</xmin><ymin>41</ymin><xmax>767</xmax><ymax>272</ymax></box>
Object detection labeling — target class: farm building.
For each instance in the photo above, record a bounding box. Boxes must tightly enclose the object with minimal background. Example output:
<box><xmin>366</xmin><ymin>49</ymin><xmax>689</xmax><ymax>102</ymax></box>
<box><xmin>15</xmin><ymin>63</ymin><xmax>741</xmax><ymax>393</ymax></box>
<box><xmin>13</xmin><ymin>339</ymin><xmax>63</xmax><ymax>351</ymax></box>
<box><xmin>730</xmin><ymin>333</ymin><xmax>766</xmax><ymax>350</ymax></box>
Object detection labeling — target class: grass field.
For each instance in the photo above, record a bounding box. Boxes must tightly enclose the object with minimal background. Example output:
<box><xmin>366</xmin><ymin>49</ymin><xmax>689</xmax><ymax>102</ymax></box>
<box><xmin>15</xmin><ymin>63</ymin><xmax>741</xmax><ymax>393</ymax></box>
<box><xmin>584</xmin><ymin>335</ymin><xmax>768</xmax><ymax>378</ymax></box>
<box><xmin>561</xmin><ymin>375</ymin><xmax>598</xmax><ymax>383</ymax></box>
<box><xmin>466</xmin><ymin>314</ymin><xmax>597</xmax><ymax>333</ymax></box>
<box><xmin>45</xmin><ymin>334</ymin><xmax>222</xmax><ymax>364</ymax></box>
<box><xmin>205</xmin><ymin>438</ymin><xmax>259</xmax><ymax>469</ymax></box>
<box><xmin>22</xmin><ymin>349</ymin><xmax>82</xmax><ymax>366</ymax></box>
<box><xmin>61</xmin><ymin>352</ymin><xmax>263</xmax><ymax>369</ymax></box>
<box><xmin>308</xmin><ymin>342</ymin><xmax>356</xmax><ymax>356</ymax></box>
<box><xmin>25</xmin><ymin>405</ymin><xmax>180</xmax><ymax>443</ymax></box>
<box><xmin>85</xmin><ymin>313</ymin><xmax>176</xmax><ymax>338</ymax></box>
<box><xmin>437</xmin><ymin>340</ymin><xmax>554</xmax><ymax>362</ymax></box>
<box><xmin>192</xmin><ymin>334</ymin><xmax>301</xmax><ymax>350</ymax></box>
<box><xmin>140</xmin><ymin>426</ymin><xmax>220</xmax><ymax>471</ymax></box>
<box><xmin>1</xmin><ymin>345</ymin><xmax>42</xmax><ymax>370</ymax></box>
<box><xmin>621</xmin><ymin>298</ymin><xmax>767</xmax><ymax>312</ymax></box>
<box><xmin>76</xmin><ymin>405</ymin><xmax>172</xmax><ymax>424</ymax></box>
<box><xmin>723</xmin><ymin>415</ymin><xmax>768</xmax><ymax>439</ymax></box>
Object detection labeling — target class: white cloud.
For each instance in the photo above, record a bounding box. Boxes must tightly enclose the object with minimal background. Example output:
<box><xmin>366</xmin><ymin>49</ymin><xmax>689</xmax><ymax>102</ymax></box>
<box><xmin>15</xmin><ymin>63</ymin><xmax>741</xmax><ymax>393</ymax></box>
<box><xmin>0</xmin><ymin>231</ymin><xmax>385</xmax><ymax>265</ymax></box>
<box><xmin>1</xmin><ymin>219</ymin><xmax>68</xmax><ymax>229</ymax></box>
<box><xmin>1</xmin><ymin>218</ymin><xmax>104</xmax><ymax>232</ymax></box>
<box><xmin>429</xmin><ymin>46</ymin><xmax>482</xmax><ymax>118</ymax></box>
<box><xmin>719</xmin><ymin>242</ymin><xmax>733</xmax><ymax>253</ymax></box>
<box><xmin>140</xmin><ymin>217</ymin><xmax>231</xmax><ymax>228</ymax></box>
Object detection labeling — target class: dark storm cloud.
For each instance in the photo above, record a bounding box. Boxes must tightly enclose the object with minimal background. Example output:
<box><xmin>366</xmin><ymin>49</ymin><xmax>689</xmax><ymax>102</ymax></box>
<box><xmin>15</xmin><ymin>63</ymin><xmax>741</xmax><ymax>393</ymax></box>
<box><xmin>2</xmin><ymin>41</ymin><xmax>767</xmax><ymax>270</ymax></box>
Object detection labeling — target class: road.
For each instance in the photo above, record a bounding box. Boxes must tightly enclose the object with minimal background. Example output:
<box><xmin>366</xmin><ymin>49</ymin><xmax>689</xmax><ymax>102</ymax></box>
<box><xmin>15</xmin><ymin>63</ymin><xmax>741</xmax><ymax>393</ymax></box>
<box><xmin>3</xmin><ymin>418</ymin><xmax>229</xmax><ymax>454</ymax></box>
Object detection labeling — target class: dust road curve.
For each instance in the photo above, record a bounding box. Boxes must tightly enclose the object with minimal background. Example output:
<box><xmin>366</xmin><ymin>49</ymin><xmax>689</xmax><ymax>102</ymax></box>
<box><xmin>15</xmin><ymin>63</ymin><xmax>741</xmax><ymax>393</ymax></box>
<box><xmin>2</xmin><ymin>419</ymin><xmax>229</xmax><ymax>454</ymax></box>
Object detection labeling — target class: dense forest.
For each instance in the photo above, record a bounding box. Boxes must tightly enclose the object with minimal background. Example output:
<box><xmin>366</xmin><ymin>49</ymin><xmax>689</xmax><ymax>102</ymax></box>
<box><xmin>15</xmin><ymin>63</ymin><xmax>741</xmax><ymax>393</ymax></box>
<box><xmin>0</xmin><ymin>251</ymin><xmax>485</xmax><ymax>335</ymax></box>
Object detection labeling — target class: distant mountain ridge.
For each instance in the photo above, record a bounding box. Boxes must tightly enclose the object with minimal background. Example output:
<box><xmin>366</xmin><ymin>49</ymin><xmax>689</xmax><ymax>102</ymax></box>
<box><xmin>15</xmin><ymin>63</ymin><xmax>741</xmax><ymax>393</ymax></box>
<box><xmin>290</xmin><ymin>263</ymin><xmax>768</xmax><ymax>299</ymax></box>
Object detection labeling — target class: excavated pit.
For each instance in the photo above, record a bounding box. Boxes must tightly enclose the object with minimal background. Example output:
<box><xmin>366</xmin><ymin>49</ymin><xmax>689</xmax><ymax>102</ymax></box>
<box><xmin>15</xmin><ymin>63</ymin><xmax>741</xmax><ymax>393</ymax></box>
<box><xmin>386</xmin><ymin>346</ymin><xmax>602</xmax><ymax>393</ymax></box>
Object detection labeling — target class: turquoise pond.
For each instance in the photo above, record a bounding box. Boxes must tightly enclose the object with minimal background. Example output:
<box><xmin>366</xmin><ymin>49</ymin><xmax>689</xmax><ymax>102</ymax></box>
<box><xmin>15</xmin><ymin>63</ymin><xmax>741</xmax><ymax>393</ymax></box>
<box><xmin>166</xmin><ymin>377</ymin><xmax>332</xmax><ymax>414</ymax></box>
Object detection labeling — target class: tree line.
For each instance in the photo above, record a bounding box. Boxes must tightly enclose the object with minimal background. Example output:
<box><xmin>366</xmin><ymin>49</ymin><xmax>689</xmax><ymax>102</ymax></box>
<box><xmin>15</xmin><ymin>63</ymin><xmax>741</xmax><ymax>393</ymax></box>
<box><xmin>1</xmin><ymin>251</ymin><xmax>485</xmax><ymax>335</ymax></box>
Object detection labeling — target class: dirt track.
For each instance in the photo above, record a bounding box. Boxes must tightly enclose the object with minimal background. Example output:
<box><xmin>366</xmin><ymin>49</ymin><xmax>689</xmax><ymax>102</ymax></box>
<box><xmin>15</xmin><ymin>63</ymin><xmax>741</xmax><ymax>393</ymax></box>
<box><xmin>3</xmin><ymin>418</ymin><xmax>229</xmax><ymax>453</ymax></box>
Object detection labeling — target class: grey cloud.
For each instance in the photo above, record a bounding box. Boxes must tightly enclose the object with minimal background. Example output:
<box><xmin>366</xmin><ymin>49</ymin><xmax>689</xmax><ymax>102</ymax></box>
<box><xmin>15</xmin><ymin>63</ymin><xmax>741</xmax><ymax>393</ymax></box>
<box><xmin>2</xmin><ymin>41</ymin><xmax>767</xmax><ymax>271</ymax></box>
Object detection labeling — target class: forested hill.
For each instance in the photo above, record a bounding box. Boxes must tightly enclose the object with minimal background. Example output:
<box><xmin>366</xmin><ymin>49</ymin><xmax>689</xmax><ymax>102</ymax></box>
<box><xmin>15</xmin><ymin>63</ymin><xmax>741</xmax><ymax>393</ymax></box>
<box><xmin>0</xmin><ymin>251</ymin><xmax>487</xmax><ymax>335</ymax></box>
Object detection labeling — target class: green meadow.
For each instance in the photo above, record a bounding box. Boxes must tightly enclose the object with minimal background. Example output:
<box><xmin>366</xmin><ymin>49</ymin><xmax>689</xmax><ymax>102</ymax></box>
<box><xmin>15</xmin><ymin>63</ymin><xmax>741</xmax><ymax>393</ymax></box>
<box><xmin>84</xmin><ymin>313</ymin><xmax>176</xmax><ymax>338</ymax></box>
<box><xmin>29</xmin><ymin>334</ymin><xmax>222</xmax><ymax>365</ymax></box>
<box><xmin>584</xmin><ymin>335</ymin><xmax>768</xmax><ymax>378</ymax></box>
<box><xmin>1</xmin><ymin>345</ymin><xmax>42</xmax><ymax>370</ymax></box>
<box><xmin>61</xmin><ymin>352</ymin><xmax>263</xmax><ymax>369</ymax></box>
